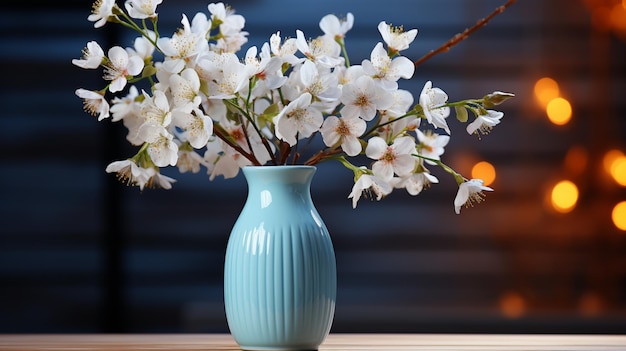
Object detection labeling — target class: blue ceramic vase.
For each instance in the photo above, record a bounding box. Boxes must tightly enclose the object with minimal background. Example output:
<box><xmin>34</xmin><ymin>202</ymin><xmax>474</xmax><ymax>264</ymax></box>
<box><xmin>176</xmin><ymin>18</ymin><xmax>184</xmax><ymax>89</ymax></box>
<box><xmin>224</xmin><ymin>165</ymin><xmax>336</xmax><ymax>351</ymax></box>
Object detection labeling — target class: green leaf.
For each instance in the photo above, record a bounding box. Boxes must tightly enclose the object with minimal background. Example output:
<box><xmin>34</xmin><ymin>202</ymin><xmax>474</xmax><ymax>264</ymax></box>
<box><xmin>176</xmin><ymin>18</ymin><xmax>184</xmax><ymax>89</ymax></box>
<box><xmin>141</xmin><ymin>64</ymin><xmax>157</xmax><ymax>78</ymax></box>
<box><xmin>455</xmin><ymin>106</ymin><xmax>468</xmax><ymax>123</ymax></box>
<box><xmin>261</xmin><ymin>103</ymin><xmax>280</xmax><ymax>119</ymax></box>
<box><xmin>257</xmin><ymin>103</ymin><xmax>280</xmax><ymax>129</ymax></box>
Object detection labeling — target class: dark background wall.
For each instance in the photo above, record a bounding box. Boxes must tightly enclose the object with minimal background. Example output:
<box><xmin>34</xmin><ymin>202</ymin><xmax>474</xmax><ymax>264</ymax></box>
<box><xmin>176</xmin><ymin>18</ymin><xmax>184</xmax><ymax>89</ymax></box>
<box><xmin>1</xmin><ymin>0</ymin><xmax>625</xmax><ymax>333</ymax></box>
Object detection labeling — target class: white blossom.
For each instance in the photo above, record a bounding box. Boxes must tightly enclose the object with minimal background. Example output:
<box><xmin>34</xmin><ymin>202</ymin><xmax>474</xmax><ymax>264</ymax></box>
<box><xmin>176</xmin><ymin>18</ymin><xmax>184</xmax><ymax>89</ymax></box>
<box><xmin>298</xmin><ymin>59</ymin><xmax>341</xmax><ymax>105</ymax></box>
<box><xmin>319</xmin><ymin>13</ymin><xmax>354</xmax><ymax>40</ymax></box>
<box><xmin>75</xmin><ymin>2</ymin><xmax>512</xmax><ymax>210</ymax></box>
<box><xmin>362</xmin><ymin>42</ymin><xmax>415</xmax><ymax>91</ymax></box>
<box><xmin>88</xmin><ymin>0</ymin><xmax>115</xmax><ymax>28</ymax></box>
<box><xmin>171</xmin><ymin>107</ymin><xmax>213</xmax><ymax>149</ymax></box>
<box><xmin>320</xmin><ymin>115</ymin><xmax>366</xmax><ymax>156</ymax></box>
<box><xmin>245</xmin><ymin>45</ymin><xmax>287</xmax><ymax>91</ymax></box>
<box><xmin>72</xmin><ymin>41</ymin><xmax>104</xmax><ymax>69</ymax></box>
<box><xmin>391</xmin><ymin>170</ymin><xmax>439</xmax><ymax>196</ymax></box>
<box><xmin>75</xmin><ymin>88</ymin><xmax>110</xmax><ymax>121</ymax></box>
<box><xmin>466</xmin><ymin>110</ymin><xmax>504</xmax><ymax>137</ymax></box>
<box><xmin>127</xmin><ymin>33</ymin><xmax>157</xmax><ymax>61</ymax></box>
<box><xmin>104</xmin><ymin>46</ymin><xmax>144</xmax><ymax>93</ymax></box>
<box><xmin>340</xmin><ymin>75</ymin><xmax>392</xmax><ymax>121</ymax></box>
<box><xmin>205</xmin><ymin>52</ymin><xmax>254</xmax><ymax>99</ymax></box>
<box><xmin>296</xmin><ymin>30</ymin><xmax>343</xmax><ymax>68</ymax></box>
<box><xmin>454</xmin><ymin>179</ymin><xmax>494</xmax><ymax>214</ymax></box>
<box><xmin>377</xmin><ymin>21</ymin><xmax>418</xmax><ymax>52</ymax></box>
<box><xmin>419</xmin><ymin>80</ymin><xmax>451</xmax><ymax>134</ymax></box>
<box><xmin>415</xmin><ymin>129</ymin><xmax>450</xmax><ymax>165</ymax></box>
<box><xmin>269</xmin><ymin>31</ymin><xmax>301</xmax><ymax>66</ymax></box>
<box><xmin>139</xmin><ymin>89</ymin><xmax>172</xmax><ymax>128</ymax></box>
<box><xmin>106</xmin><ymin>159</ymin><xmax>154</xmax><ymax>190</ymax></box>
<box><xmin>204</xmin><ymin>138</ymin><xmax>252</xmax><ymax>180</ymax></box>
<box><xmin>208</xmin><ymin>2</ymin><xmax>248</xmax><ymax>52</ymax></box>
<box><xmin>157</xmin><ymin>14</ymin><xmax>208</xmax><ymax>73</ymax></box>
<box><xmin>110</xmin><ymin>86</ymin><xmax>140</xmax><ymax>122</ymax></box>
<box><xmin>125</xmin><ymin>0</ymin><xmax>162</xmax><ymax>20</ymax></box>
<box><xmin>140</xmin><ymin>123</ymin><xmax>179</xmax><ymax>167</ymax></box>
<box><xmin>273</xmin><ymin>92</ymin><xmax>323</xmax><ymax>147</ymax></box>
<box><xmin>348</xmin><ymin>172</ymin><xmax>392</xmax><ymax>208</ymax></box>
<box><xmin>149</xmin><ymin>170</ymin><xmax>177</xmax><ymax>189</ymax></box>
<box><xmin>177</xmin><ymin>146</ymin><xmax>207</xmax><ymax>174</ymax></box>
<box><xmin>380</xmin><ymin>89</ymin><xmax>414</xmax><ymax>119</ymax></box>
<box><xmin>365</xmin><ymin>136</ymin><xmax>416</xmax><ymax>181</ymax></box>
<box><xmin>169</xmin><ymin>68</ymin><xmax>202</xmax><ymax>111</ymax></box>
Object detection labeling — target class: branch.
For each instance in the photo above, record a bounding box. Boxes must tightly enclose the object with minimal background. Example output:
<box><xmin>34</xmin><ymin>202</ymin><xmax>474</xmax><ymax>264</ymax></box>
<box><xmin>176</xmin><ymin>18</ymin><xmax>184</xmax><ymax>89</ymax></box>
<box><xmin>213</xmin><ymin>124</ymin><xmax>262</xmax><ymax>166</ymax></box>
<box><xmin>413</xmin><ymin>0</ymin><xmax>517</xmax><ymax>68</ymax></box>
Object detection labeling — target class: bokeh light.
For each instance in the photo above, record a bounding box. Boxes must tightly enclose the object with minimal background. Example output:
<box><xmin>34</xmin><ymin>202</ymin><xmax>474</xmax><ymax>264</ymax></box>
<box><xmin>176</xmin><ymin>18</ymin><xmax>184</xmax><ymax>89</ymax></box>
<box><xmin>603</xmin><ymin>149</ymin><xmax>624</xmax><ymax>174</ymax></box>
<box><xmin>613</xmin><ymin>201</ymin><xmax>626</xmax><ymax>231</ymax></box>
<box><xmin>471</xmin><ymin>161</ymin><xmax>496</xmax><ymax>186</ymax></box>
<box><xmin>564</xmin><ymin>146</ymin><xmax>588</xmax><ymax>175</ymax></box>
<box><xmin>546</xmin><ymin>97</ymin><xmax>572</xmax><ymax>125</ymax></box>
<box><xmin>499</xmin><ymin>291</ymin><xmax>526</xmax><ymax>319</ymax></box>
<box><xmin>591</xmin><ymin>6</ymin><xmax>612</xmax><ymax>32</ymax></box>
<box><xmin>534</xmin><ymin>77</ymin><xmax>560</xmax><ymax>108</ymax></box>
<box><xmin>611</xmin><ymin>3</ymin><xmax>626</xmax><ymax>32</ymax></box>
<box><xmin>551</xmin><ymin>180</ymin><xmax>579</xmax><ymax>213</ymax></box>
<box><xmin>610</xmin><ymin>156</ymin><xmax>626</xmax><ymax>186</ymax></box>
<box><xmin>578</xmin><ymin>291</ymin><xmax>603</xmax><ymax>316</ymax></box>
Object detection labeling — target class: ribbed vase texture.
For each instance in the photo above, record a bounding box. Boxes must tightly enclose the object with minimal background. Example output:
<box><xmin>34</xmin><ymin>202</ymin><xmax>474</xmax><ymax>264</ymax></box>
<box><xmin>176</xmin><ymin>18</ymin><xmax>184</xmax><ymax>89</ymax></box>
<box><xmin>224</xmin><ymin>166</ymin><xmax>336</xmax><ymax>351</ymax></box>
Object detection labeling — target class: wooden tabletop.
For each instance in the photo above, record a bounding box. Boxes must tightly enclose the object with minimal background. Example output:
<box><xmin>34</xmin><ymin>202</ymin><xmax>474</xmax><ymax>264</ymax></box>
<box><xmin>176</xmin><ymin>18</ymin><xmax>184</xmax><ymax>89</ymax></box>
<box><xmin>0</xmin><ymin>334</ymin><xmax>625</xmax><ymax>351</ymax></box>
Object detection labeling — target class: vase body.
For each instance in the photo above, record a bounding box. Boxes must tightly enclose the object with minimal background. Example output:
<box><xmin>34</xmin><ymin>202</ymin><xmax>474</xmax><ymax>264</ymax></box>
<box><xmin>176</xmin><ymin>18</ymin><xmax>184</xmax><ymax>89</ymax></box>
<box><xmin>224</xmin><ymin>166</ymin><xmax>336</xmax><ymax>351</ymax></box>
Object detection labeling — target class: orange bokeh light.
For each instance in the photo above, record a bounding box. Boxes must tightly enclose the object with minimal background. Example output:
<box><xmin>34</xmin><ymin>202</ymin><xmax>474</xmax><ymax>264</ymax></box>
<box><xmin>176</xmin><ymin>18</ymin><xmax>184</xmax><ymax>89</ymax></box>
<box><xmin>471</xmin><ymin>161</ymin><xmax>496</xmax><ymax>186</ymax></box>
<box><xmin>613</xmin><ymin>201</ymin><xmax>626</xmax><ymax>231</ymax></box>
<box><xmin>603</xmin><ymin>149</ymin><xmax>624</xmax><ymax>174</ymax></box>
<box><xmin>551</xmin><ymin>180</ymin><xmax>579</xmax><ymax>213</ymax></box>
<box><xmin>534</xmin><ymin>77</ymin><xmax>560</xmax><ymax>108</ymax></box>
<box><xmin>499</xmin><ymin>291</ymin><xmax>526</xmax><ymax>319</ymax></box>
<box><xmin>611</xmin><ymin>3</ymin><xmax>626</xmax><ymax>31</ymax></box>
<box><xmin>564</xmin><ymin>146</ymin><xmax>588</xmax><ymax>175</ymax></box>
<box><xmin>610</xmin><ymin>156</ymin><xmax>626</xmax><ymax>186</ymax></box>
<box><xmin>579</xmin><ymin>292</ymin><xmax>603</xmax><ymax>316</ymax></box>
<box><xmin>546</xmin><ymin>97</ymin><xmax>572</xmax><ymax>125</ymax></box>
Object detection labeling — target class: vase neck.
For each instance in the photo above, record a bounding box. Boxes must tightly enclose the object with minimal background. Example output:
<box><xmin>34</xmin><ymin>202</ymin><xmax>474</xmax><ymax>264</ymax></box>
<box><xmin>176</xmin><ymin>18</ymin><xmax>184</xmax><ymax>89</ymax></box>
<box><xmin>242</xmin><ymin>166</ymin><xmax>316</xmax><ymax>209</ymax></box>
<box><xmin>243</xmin><ymin>166</ymin><xmax>316</xmax><ymax>186</ymax></box>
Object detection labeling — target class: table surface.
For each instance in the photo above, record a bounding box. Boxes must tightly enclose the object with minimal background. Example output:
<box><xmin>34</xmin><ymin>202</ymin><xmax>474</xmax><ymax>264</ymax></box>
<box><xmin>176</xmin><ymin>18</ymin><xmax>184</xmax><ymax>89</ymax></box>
<box><xmin>0</xmin><ymin>334</ymin><xmax>625</xmax><ymax>351</ymax></box>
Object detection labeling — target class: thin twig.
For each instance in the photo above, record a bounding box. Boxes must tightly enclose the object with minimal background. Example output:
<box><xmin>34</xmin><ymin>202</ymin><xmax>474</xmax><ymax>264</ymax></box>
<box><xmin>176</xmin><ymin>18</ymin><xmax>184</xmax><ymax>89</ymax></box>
<box><xmin>213</xmin><ymin>125</ymin><xmax>261</xmax><ymax>166</ymax></box>
<box><xmin>413</xmin><ymin>0</ymin><xmax>517</xmax><ymax>68</ymax></box>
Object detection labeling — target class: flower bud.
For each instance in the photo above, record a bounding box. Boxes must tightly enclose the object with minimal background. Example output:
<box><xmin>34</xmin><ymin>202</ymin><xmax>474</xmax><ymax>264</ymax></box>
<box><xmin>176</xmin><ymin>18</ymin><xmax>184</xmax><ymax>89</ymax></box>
<box><xmin>483</xmin><ymin>91</ymin><xmax>515</xmax><ymax>108</ymax></box>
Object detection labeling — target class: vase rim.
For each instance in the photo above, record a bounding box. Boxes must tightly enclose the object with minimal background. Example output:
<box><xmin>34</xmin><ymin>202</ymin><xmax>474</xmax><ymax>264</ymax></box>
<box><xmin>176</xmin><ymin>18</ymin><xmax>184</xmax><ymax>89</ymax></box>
<box><xmin>243</xmin><ymin>165</ymin><xmax>316</xmax><ymax>170</ymax></box>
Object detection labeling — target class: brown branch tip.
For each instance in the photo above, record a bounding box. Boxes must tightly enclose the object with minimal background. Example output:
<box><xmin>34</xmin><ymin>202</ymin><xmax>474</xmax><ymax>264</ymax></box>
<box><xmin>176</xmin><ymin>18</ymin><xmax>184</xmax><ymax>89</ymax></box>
<box><xmin>413</xmin><ymin>0</ymin><xmax>517</xmax><ymax>68</ymax></box>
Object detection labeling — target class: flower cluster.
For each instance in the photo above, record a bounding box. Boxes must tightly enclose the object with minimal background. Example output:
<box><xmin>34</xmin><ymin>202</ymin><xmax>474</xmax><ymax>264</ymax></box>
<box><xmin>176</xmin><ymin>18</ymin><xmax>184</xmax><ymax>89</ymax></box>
<box><xmin>74</xmin><ymin>0</ymin><xmax>514</xmax><ymax>213</ymax></box>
